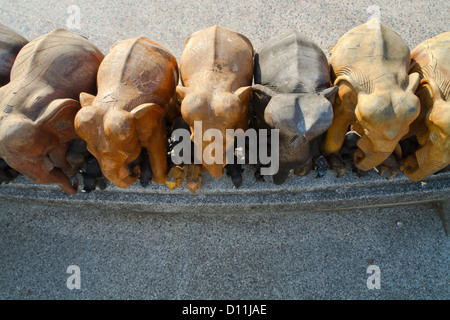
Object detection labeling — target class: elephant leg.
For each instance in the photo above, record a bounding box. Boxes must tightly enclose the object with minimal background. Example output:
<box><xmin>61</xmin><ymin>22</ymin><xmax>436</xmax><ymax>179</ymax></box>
<box><xmin>48</xmin><ymin>143</ymin><xmax>77</xmax><ymax>177</ymax></box>
<box><xmin>225</xmin><ymin>156</ymin><xmax>244</xmax><ymax>188</ymax></box>
<box><xmin>0</xmin><ymin>158</ymin><xmax>20</xmax><ymax>183</ymax></box>
<box><xmin>272</xmin><ymin>167</ymin><xmax>291</xmax><ymax>185</ymax></box>
<box><xmin>45</xmin><ymin>167</ymin><xmax>78</xmax><ymax>194</ymax></box>
<box><xmin>66</xmin><ymin>140</ymin><xmax>89</xmax><ymax>172</ymax></box>
<box><xmin>401</xmin><ymin>142</ymin><xmax>450</xmax><ymax>181</ymax></box>
<box><xmin>322</xmin><ymin>109</ymin><xmax>354</xmax><ymax>156</ymax></box>
<box><xmin>139</xmin><ymin>147</ymin><xmax>152</xmax><ymax>187</ymax></box>
<box><xmin>327</xmin><ymin>153</ymin><xmax>347</xmax><ymax>177</ymax></box>
<box><xmin>377</xmin><ymin>154</ymin><xmax>399</xmax><ymax>180</ymax></box>
<box><xmin>184</xmin><ymin>164</ymin><xmax>203</xmax><ymax>194</ymax></box>
<box><xmin>143</xmin><ymin>124</ymin><xmax>168</xmax><ymax>185</ymax></box>
<box><xmin>254</xmin><ymin>164</ymin><xmax>265</xmax><ymax>182</ymax></box>
<box><xmin>165</xmin><ymin>165</ymin><xmax>184</xmax><ymax>190</ymax></box>
<box><xmin>294</xmin><ymin>158</ymin><xmax>313</xmax><ymax>177</ymax></box>
<box><xmin>321</xmin><ymin>82</ymin><xmax>356</xmax><ymax>156</ymax></box>
<box><xmin>6</xmin><ymin>157</ymin><xmax>78</xmax><ymax>194</ymax></box>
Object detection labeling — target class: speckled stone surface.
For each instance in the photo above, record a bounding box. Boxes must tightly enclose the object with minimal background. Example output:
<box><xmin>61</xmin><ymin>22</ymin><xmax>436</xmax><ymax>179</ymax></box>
<box><xmin>0</xmin><ymin>0</ymin><xmax>449</xmax><ymax>300</ymax></box>
<box><xmin>1</xmin><ymin>168</ymin><xmax>449</xmax><ymax>215</ymax></box>
<box><xmin>1</xmin><ymin>0</ymin><xmax>448</xmax><ymax>62</ymax></box>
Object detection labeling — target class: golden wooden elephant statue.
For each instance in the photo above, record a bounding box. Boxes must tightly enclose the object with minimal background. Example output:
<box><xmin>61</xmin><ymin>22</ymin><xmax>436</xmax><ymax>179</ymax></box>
<box><xmin>321</xmin><ymin>20</ymin><xmax>421</xmax><ymax>172</ymax></box>
<box><xmin>400</xmin><ymin>32</ymin><xmax>450</xmax><ymax>181</ymax></box>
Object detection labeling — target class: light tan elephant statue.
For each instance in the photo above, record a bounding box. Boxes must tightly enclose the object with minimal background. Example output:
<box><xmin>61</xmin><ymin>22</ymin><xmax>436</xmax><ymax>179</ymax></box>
<box><xmin>322</xmin><ymin>20</ymin><xmax>421</xmax><ymax>173</ymax></box>
<box><xmin>401</xmin><ymin>32</ymin><xmax>450</xmax><ymax>181</ymax></box>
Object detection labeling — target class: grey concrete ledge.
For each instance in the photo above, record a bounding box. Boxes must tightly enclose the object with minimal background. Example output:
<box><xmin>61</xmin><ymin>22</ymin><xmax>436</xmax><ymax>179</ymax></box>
<box><xmin>0</xmin><ymin>167</ymin><xmax>448</xmax><ymax>215</ymax></box>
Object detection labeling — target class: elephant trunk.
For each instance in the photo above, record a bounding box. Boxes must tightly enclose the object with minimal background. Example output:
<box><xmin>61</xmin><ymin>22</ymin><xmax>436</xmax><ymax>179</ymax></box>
<box><xmin>353</xmin><ymin>135</ymin><xmax>392</xmax><ymax>171</ymax></box>
<box><xmin>102</xmin><ymin>163</ymin><xmax>139</xmax><ymax>188</ymax></box>
<box><xmin>402</xmin><ymin>143</ymin><xmax>449</xmax><ymax>181</ymax></box>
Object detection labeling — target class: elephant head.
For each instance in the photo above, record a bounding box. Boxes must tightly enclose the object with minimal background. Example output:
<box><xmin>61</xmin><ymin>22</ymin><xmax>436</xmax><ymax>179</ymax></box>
<box><xmin>0</xmin><ymin>98</ymin><xmax>81</xmax><ymax>193</ymax></box>
<box><xmin>335</xmin><ymin>72</ymin><xmax>421</xmax><ymax>171</ymax></box>
<box><xmin>74</xmin><ymin>92</ymin><xmax>167</xmax><ymax>188</ymax></box>
<box><xmin>252</xmin><ymin>84</ymin><xmax>338</xmax><ymax>184</ymax></box>
<box><xmin>176</xmin><ymin>85</ymin><xmax>252</xmax><ymax>178</ymax></box>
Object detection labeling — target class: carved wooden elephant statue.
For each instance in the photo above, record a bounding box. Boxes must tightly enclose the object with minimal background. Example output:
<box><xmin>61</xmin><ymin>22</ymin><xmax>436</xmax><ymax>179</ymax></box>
<box><xmin>321</xmin><ymin>20</ymin><xmax>421</xmax><ymax>172</ymax></box>
<box><xmin>0</xmin><ymin>23</ymin><xmax>28</xmax><ymax>86</ymax></box>
<box><xmin>0</xmin><ymin>24</ymin><xmax>28</xmax><ymax>184</ymax></box>
<box><xmin>0</xmin><ymin>29</ymin><xmax>104</xmax><ymax>194</ymax></box>
<box><xmin>252</xmin><ymin>30</ymin><xmax>338</xmax><ymax>184</ymax></box>
<box><xmin>176</xmin><ymin>25</ymin><xmax>254</xmax><ymax>181</ymax></box>
<box><xmin>74</xmin><ymin>37</ymin><xmax>179</xmax><ymax>188</ymax></box>
<box><xmin>401</xmin><ymin>32</ymin><xmax>450</xmax><ymax>181</ymax></box>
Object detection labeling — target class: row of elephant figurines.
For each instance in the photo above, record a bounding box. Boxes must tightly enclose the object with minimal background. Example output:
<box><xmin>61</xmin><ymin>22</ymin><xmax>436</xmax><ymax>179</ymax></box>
<box><xmin>3</xmin><ymin>126</ymin><xmax>442</xmax><ymax>193</ymax></box>
<box><xmin>0</xmin><ymin>22</ymin><xmax>448</xmax><ymax>194</ymax></box>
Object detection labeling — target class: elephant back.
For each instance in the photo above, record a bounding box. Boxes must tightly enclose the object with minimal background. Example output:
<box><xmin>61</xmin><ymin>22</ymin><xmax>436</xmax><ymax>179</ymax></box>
<box><xmin>9</xmin><ymin>28</ymin><xmax>103</xmax><ymax>98</ymax></box>
<box><xmin>410</xmin><ymin>32</ymin><xmax>450</xmax><ymax>101</ymax></box>
<box><xmin>329</xmin><ymin>21</ymin><xmax>411</xmax><ymax>91</ymax></box>
<box><xmin>179</xmin><ymin>25</ymin><xmax>254</xmax><ymax>92</ymax></box>
<box><xmin>96</xmin><ymin>37</ymin><xmax>179</xmax><ymax>110</ymax></box>
<box><xmin>254</xmin><ymin>30</ymin><xmax>330</xmax><ymax>94</ymax></box>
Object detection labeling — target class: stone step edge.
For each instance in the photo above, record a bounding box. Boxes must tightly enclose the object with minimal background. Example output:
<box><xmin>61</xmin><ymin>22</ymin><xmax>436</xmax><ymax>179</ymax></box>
<box><xmin>0</xmin><ymin>173</ymin><xmax>448</xmax><ymax>214</ymax></box>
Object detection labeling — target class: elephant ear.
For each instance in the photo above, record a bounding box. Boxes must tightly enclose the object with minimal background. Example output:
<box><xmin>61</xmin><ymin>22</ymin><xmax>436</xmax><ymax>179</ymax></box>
<box><xmin>420</xmin><ymin>78</ymin><xmax>450</xmax><ymax>134</ymax></box>
<box><xmin>406</xmin><ymin>72</ymin><xmax>421</xmax><ymax>93</ymax></box>
<box><xmin>320</xmin><ymin>86</ymin><xmax>339</xmax><ymax>105</ymax></box>
<box><xmin>37</xmin><ymin>98</ymin><xmax>81</xmax><ymax>142</ymax></box>
<box><xmin>334</xmin><ymin>74</ymin><xmax>361</xmax><ymax>93</ymax></box>
<box><xmin>251</xmin><ymin>84</ymin><xmax>277</xmax><ymax>117</ymax></box>
<box><xmin>130</xmin><ymin>103</ymin><xmax>165</xmax><ymax>142</ymax></box>
<box><xmin>235</xmin><ymin>86</ymin><xmax>253</xmax><ymax>108</ymax></box>
<box><xmin>176</xmin><ymin>85</ymin><xmax>191</xmax><ymax>102</ymax></box>
<box><xmin>79</xmin><ymin>92</ymin><xmax>96</xmax><ymax>108</ymax></box>
<box><xmin>421</xmin><ymin>77</ymin><xmax>444</xmax><ymax>103</ymax></box>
